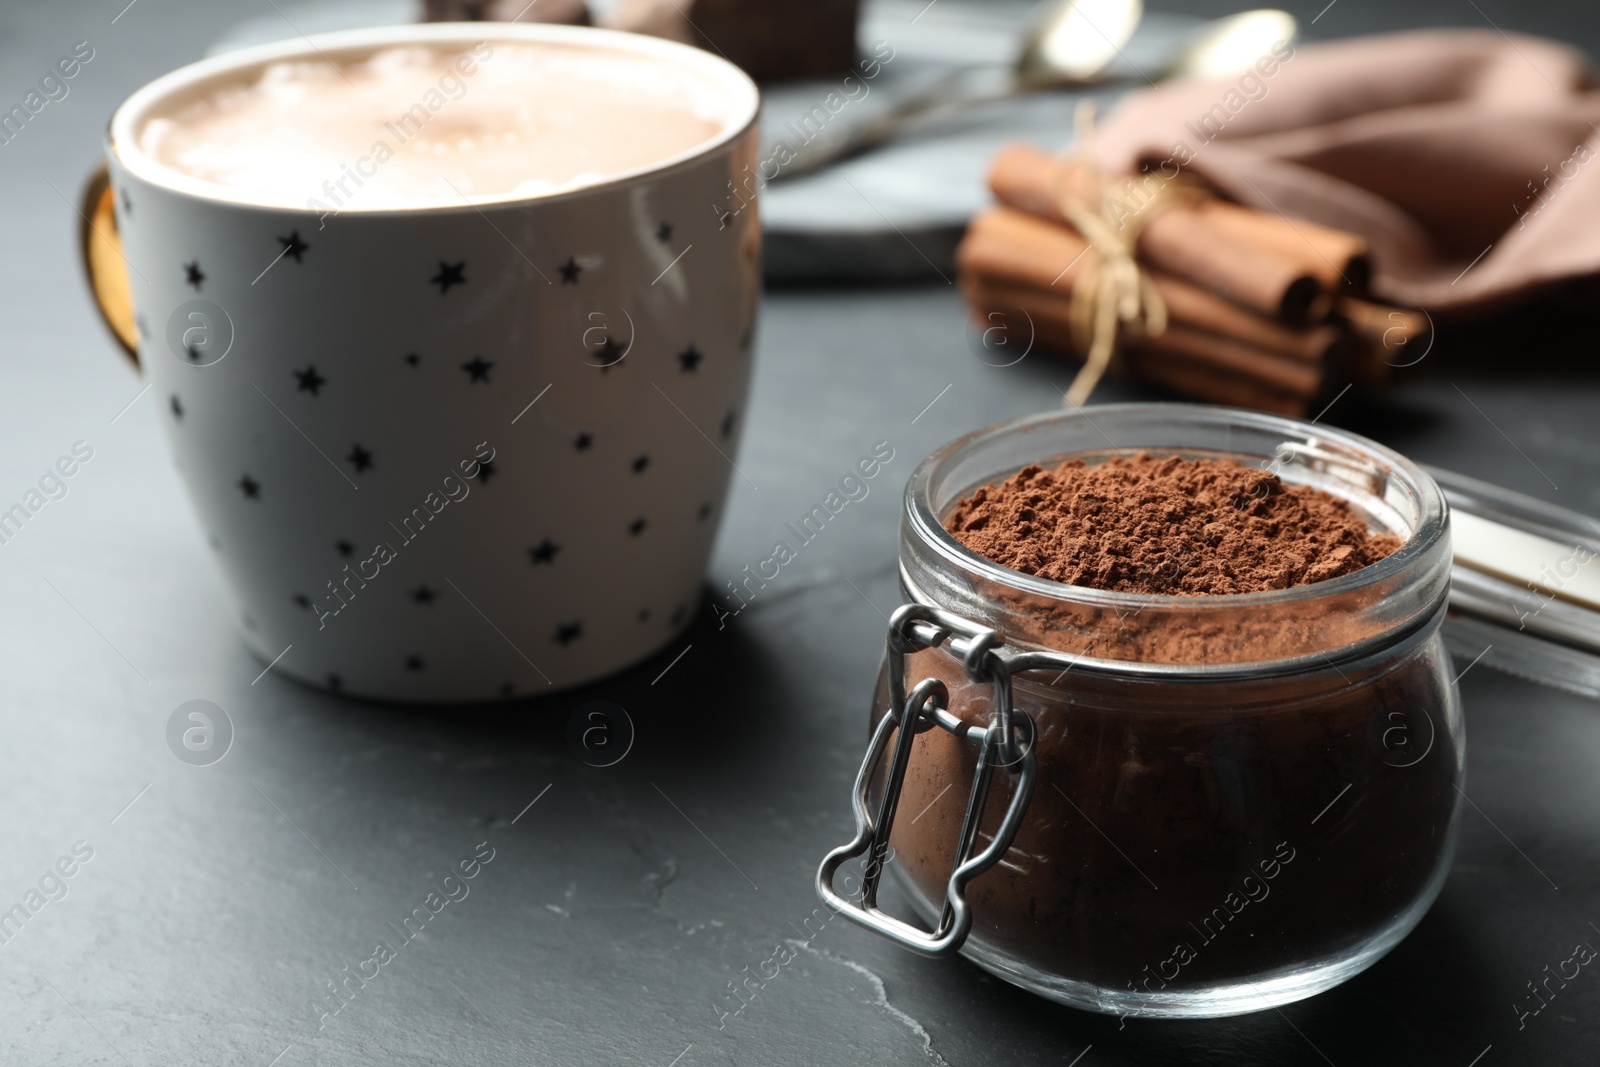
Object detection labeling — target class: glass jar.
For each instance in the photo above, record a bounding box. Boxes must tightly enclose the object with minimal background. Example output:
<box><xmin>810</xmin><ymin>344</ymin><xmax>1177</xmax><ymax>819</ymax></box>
<box><xmin>817</xmin><ymin>404</ymin><xmax>1463</xmax><ymax>1018</ymax></box>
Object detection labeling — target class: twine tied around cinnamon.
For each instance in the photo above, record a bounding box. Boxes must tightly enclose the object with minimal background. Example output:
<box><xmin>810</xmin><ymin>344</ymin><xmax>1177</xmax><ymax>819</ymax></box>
<box><xmin>1054</xmin><ymin>102</ymin><xmax>1201</xmax><ymax>407</ymax></box>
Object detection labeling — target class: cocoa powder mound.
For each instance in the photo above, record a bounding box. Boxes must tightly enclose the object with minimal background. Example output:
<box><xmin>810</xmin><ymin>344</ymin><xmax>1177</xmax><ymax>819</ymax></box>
<box><xmin>945</xmin><ymin>454</ymin><xmax>1400</xmax><ymax>595</ymax></box>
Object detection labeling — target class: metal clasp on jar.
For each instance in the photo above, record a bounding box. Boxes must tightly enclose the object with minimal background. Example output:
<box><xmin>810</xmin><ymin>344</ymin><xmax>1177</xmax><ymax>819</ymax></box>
<box><xmin>816</xmin><ymin>604</ymin><xmax>1037</xmax><ymax>957</ymax></box>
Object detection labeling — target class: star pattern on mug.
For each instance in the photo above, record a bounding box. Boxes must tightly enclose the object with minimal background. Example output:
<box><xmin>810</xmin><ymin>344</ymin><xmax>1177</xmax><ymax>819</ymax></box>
<box><xmin>591</xmin><ymin>337</ymin><xmax>624</xmax><ymax>369</ymax></box>
<box><xmin>432</xmin><ymin>261</ymin><xmax>466</xmax><ymax>293</ymax></box>
<box><xmin>120</xmin><ymin>188</ymin><xmax>133</xmax><ymax>216</ymax></box>
<box><xmin>295</xmin><ymin>366</ymin><xmax>326</xmax><ymax>396</ymax></box>
<box><xmin>278</xmin><ymin>231</ymin><xmax>310</xmax><ymax>263</ymax></box>
<box><xmin>172</xmin><ymin>211</ymin><xmax>746</xmax><ymax>696</ymax></box>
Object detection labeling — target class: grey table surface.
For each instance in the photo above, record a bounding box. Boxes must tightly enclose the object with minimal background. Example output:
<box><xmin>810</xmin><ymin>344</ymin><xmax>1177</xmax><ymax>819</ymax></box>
<box><xmin>4</xmin><ymin>0</ymin><xmax>1600</xmax><ymax>1064</ymax></box>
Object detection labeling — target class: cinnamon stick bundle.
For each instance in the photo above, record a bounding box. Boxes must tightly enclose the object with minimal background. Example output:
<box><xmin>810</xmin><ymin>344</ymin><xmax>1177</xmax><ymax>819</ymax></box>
<box><xmin>987</xmin><ymin>144</ymin><xmax>1370</xmax><ymax>324</ymax></box>
<box><xmin>960</xmin><ymin>146</ymin><xmax>1427</xmax><ymax>417</ymax></box>
<box><xmin>960</xmin><ymin>208</ymin><xmax>1348</xmax><ymax>367</ymax></box>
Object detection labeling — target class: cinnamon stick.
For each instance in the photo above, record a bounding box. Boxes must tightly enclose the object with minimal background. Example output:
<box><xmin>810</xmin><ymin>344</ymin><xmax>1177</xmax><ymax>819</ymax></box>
<box><xmin>987</xmin><ymin>143</ymin><xmax>1332</xmax><ymax>324</ymax></box>
<box><xmin>963</xmin><ymin>274</ymin><xmax>1327</xmax><ymax>402</ymax></box>
<box><xmin>1125</xmin><ymin>352</ymin><xmax>1311</xmax><ymax>418</ymax></box>
<box><xmin>959</xmin><ymin>207</ymin><xmax>1346</xmax><ymax>366</ymax></box>
<box><xmin>1339</xmin><ymin>297</ymin><xmax>1432</xmax><ymax>387</ymax></box>
<box><xmin>1194</xmin><ymin>198</ymin><xmax>1371</xmax><ymax>294</ymax></box>
<box><xmin>970</xmin><ymin>278</ymin><xmax>1309</xmax><ymax>416</ymax></box>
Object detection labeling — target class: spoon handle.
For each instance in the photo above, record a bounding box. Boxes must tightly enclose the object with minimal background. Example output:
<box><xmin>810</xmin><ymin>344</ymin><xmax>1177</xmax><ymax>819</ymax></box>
<box><xmin>774</xmin><ymin>66</ymin><xmax>1020</xmax><ymax>182</ymax></box>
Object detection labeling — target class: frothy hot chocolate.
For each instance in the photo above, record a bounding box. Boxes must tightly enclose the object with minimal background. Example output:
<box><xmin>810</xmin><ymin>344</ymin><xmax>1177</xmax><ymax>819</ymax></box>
<box><xmin>134</xmin><ymin>40</ymin><xmax>731</xmax><ymax>209</ymax></box>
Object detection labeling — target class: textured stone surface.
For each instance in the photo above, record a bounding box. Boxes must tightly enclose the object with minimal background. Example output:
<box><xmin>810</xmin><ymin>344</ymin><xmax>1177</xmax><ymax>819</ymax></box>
<box><xmin>2</xmin><ymin>1</ymin><xmax>1599</xmax><ymax>1064</ymax></box>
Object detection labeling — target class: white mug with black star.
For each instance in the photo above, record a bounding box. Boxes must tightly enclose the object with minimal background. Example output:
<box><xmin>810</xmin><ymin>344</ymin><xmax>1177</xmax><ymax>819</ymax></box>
<box><xmin>80</xmin><ymin>24</ymin><xmax>761</xmax><ymax>701</ymax></box>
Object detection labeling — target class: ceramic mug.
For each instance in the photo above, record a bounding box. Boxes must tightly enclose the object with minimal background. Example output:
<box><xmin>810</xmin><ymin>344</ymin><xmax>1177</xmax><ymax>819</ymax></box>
<box><xmin>79</xmin><ymin>23</ymin><xmax>761</xmax><ymax>701</ymax></box>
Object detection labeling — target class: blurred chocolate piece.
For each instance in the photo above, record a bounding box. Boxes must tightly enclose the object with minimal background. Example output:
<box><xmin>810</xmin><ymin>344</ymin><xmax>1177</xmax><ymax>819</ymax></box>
<box><xmin>603</xmin><ymin>0</ymin><xmax>860</xmax><ymax>81</ymax></box>
<box><xmin>423</xmin><ymin>0</ymin><xmax>590</xmax><ymax>25</ymax></box>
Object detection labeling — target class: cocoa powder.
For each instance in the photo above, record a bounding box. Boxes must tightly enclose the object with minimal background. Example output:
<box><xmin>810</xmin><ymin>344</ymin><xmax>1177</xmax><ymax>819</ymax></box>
<box><xmin>945</xmin><ymin>454</ymin><xmax>1400</xmax><ymax>595</ymax></box>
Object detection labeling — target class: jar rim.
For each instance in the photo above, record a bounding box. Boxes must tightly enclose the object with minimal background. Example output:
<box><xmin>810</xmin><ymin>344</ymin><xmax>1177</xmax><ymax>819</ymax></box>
<box><xmin>905</xmin><ymin>403</ymin><xmax>1449</xmax><ymax>616</ymax></box>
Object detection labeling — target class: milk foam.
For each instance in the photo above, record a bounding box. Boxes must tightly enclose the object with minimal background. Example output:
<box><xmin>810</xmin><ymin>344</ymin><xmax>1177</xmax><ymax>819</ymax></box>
<box><xmin>134</xmin><ymin>41</ymin><xmax>730</xmax><ymax>209</ymax></box>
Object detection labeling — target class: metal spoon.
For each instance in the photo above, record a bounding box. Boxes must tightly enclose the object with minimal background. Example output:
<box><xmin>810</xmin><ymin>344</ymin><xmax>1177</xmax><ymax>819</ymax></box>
<box><xmin>1015</xmin><ymin>0</ymin><xmax>1147</xmax><ymax>87</ymax></box>
<box><xmin>774</xmin><ymin>5</ymin><xmax>1297</xmax><ymax>181</ymax></box>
